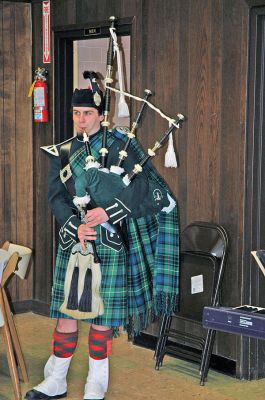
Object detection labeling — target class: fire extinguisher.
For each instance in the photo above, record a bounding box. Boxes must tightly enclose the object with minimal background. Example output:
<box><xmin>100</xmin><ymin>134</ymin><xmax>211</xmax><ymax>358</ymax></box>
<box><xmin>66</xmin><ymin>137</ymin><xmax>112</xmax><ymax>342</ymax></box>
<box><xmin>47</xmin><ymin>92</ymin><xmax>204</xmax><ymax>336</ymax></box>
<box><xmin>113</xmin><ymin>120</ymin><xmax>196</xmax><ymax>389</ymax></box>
<box><xmin>28</xmin><ymin>67</ymin><xmax>49</xmax><ymax>122</ymax></box>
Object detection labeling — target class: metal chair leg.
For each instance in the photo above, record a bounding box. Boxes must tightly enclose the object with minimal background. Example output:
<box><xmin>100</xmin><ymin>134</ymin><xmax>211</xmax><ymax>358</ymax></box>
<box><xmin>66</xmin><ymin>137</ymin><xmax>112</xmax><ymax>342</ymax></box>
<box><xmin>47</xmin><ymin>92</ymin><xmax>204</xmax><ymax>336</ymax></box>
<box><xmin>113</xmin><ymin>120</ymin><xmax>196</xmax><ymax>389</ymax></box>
<box><xmin>155</xmin><ymin>315</ymin><xmax>172</xmax><ymax>370</ymax></box>
<box><xmin>154</xmin><ymin>314</ymin><xmax>168</xmax><ymax>359</ymax></box>
<box><xmin>200</xmin><ymin>329</ymin><xmax>212</xmax><ymax>374</ymax></box>
<box><xmin>200</xmin><ymin>329</ymin><xmax>216</xmax><ymax>385</ymax></box>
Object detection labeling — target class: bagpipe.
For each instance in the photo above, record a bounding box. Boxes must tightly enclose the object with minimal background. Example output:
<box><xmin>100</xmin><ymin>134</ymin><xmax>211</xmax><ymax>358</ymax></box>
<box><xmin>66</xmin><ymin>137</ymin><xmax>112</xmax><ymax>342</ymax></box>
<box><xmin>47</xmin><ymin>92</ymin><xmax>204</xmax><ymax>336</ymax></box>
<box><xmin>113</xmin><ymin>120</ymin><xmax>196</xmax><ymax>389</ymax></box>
<box><xmin>73</xmin><ymin>110</ymin><xmax>184</xmax><ymax>210</ymax></box>
<box><xmin>60</xmin><ymin>16</ymin><xmax>185</xmax><ymax>320</ymax></box>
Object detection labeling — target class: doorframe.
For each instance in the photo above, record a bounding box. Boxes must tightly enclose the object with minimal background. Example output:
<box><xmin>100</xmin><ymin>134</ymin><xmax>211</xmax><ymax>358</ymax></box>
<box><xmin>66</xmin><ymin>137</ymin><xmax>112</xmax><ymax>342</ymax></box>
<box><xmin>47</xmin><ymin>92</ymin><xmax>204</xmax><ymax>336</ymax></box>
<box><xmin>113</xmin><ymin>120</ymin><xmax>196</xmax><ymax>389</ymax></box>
<box><xmin>241</xmin><ymin>6</ymin><xmax>265</xmax><ymax>379</ymax></box>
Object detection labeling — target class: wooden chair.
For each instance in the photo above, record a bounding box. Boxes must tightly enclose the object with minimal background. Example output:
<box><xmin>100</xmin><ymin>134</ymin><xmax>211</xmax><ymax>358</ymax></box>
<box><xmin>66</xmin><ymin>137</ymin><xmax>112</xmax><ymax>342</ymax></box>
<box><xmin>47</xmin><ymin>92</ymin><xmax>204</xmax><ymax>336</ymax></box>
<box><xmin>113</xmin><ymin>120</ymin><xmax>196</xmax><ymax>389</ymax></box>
<box><xmin>0</xmin><ymin>241</ymin><xmax>30</xmax><ymax>400</ymax></box>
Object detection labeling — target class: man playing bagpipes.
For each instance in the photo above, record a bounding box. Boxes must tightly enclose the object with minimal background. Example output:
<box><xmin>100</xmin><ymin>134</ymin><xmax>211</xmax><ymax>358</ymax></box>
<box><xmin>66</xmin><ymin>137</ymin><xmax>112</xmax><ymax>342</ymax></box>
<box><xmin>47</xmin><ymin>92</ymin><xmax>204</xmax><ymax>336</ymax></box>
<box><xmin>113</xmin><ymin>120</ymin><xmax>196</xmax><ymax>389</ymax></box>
<box><xmin>25</xmin><ymin>22</ymin><xmax>181</xmax><ymax>400</ymax></box>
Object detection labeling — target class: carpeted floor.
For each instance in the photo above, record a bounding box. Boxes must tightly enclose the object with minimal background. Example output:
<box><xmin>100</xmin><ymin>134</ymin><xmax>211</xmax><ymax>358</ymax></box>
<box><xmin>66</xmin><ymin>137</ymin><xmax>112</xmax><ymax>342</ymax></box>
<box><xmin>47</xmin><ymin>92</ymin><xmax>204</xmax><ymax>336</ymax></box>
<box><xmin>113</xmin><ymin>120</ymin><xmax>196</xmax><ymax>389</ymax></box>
<box><xmin>1</xmin><ymin>312</ymin><xmax>265</xmax><ymax>400</ymax></box>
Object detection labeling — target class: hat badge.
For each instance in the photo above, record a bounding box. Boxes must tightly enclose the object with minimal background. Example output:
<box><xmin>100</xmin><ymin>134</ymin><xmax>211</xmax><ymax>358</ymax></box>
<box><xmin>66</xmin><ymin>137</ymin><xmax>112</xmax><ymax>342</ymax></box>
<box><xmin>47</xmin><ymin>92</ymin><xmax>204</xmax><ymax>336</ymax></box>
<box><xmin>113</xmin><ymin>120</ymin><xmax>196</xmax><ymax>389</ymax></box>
<box><xmin>93</xmin><ymin>92</ymin><xmax>102</xmax><ymax>106</ymax></box>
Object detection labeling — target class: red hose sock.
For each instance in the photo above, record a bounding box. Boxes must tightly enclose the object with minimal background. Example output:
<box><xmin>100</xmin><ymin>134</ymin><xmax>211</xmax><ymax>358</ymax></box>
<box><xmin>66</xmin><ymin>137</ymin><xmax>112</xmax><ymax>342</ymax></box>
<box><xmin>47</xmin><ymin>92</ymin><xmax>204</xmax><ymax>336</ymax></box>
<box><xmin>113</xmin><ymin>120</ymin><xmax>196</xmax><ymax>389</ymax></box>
<box><xmin>89</xmin><ymin>327</ymin><xmax>113</xmax><ymax>360</ymax></box>
<box><xmin>52</xmin><ymin>329</ymin><xmax>78</xmax><ymax>358</ymax></box>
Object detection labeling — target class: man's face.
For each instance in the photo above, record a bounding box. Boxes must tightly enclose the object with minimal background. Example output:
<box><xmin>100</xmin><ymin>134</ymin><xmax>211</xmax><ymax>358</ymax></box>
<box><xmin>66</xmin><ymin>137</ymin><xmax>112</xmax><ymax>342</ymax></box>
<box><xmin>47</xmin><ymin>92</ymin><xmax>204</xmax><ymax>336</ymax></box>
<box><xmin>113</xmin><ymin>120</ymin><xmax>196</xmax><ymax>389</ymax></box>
<box><xmin>72</xmin><ymin>107</ymin><xmax>104</xmax><ymax>136</ymax></box>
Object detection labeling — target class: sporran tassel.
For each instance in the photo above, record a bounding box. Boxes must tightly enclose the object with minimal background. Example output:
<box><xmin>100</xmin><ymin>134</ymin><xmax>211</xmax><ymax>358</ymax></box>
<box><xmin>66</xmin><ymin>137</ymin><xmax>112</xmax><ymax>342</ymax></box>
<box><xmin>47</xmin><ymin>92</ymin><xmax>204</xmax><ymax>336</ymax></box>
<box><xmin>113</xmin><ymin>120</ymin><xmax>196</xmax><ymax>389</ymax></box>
<box><xmin>66</xmin><ymin>266</ymin><xmax>79</xmax><ymax>310</ymax></box>
<box><xmin>78</xmin><ymin>268</ymin><xmax>92</xmax><ymax>312</ymax></box>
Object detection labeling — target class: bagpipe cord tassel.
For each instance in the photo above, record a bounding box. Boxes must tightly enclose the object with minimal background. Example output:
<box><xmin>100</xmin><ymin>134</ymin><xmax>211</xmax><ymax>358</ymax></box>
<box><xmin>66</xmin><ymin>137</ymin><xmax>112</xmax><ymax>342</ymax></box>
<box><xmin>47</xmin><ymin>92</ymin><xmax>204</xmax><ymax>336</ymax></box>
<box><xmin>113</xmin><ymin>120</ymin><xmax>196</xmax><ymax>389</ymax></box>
<box><xmin>165</xmin><ymin>129</ymin><xmax>178</xmax><ymax>168</ymax></box>
<box><xmin>109</xmin><ymin>27</ymin><xmax>129</xmax><ymax>118</ymax></box>
<box><xmin>67</xmin><ymin>266</ymin><xmax>79</xmax><ymax>310</ymax></box>
<box><xmin>78</xmin><ymin>268</ymin><xmax>93</xmax><ymax>312</ymax></box>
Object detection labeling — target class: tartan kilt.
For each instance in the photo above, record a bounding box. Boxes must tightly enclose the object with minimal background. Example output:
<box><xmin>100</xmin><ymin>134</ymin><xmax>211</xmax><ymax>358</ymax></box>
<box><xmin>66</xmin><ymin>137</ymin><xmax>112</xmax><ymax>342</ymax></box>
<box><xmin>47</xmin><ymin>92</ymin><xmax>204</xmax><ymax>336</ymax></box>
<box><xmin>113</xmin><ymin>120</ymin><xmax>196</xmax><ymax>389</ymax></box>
<box><xmin>50</xmin><ymin>206</ymin><xmax>179</xmax><ymax>332</ymax></box>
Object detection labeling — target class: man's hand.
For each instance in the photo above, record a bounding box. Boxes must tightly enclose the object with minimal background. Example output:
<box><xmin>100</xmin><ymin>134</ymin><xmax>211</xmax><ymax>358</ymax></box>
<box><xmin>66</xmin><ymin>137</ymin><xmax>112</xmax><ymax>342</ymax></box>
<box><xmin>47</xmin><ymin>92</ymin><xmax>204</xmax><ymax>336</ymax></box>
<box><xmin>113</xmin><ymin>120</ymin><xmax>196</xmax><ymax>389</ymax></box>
<box><xmin>77</xmin><ymin>224</ymin><xmax>97</xmax><ymax>250</ymax></box>
<box><xmin>84</xmin><ymin>207</ymin><xmax>109</xmax><ymax>227</ymax></box>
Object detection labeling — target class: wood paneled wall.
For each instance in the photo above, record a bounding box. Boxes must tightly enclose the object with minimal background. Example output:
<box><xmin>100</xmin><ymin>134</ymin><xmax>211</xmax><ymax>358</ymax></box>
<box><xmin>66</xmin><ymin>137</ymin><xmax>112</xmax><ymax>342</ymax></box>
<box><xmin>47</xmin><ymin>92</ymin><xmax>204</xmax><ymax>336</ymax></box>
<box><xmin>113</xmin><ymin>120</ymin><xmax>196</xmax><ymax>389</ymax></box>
<box><xmin>0</xmin><ymin>1</ymin><xmax>33</xmax><ymax>303</ymax></box>
<box><xmin>25</xmin><ymin>0</ymin><xmax>265</xmax><ymax>377</ymax></box>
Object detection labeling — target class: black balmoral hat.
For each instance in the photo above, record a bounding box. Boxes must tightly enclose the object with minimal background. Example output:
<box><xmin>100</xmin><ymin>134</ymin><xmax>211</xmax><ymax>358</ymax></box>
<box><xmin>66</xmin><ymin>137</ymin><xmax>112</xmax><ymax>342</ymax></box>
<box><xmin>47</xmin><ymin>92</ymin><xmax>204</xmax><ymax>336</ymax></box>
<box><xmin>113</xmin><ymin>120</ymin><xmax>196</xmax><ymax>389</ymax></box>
<box><xmin>71</xmin><ymin>71</ymin><xmax>104</xmax><ymax>113</ymax></box>
<box><xmin>71</xmin><ymin>88</ymin><xmax>104</xmax><ymax>113</ymax></box>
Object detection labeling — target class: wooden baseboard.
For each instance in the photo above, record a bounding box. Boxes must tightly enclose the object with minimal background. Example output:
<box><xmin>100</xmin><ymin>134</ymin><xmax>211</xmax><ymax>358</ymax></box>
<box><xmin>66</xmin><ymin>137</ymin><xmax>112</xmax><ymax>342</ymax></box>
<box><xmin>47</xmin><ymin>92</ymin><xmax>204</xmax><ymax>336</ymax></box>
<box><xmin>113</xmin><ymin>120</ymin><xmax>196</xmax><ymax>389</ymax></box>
<box><xmin>12</xmin><ymin>300</ymin><xmax>50</xmax><ymax>316</ymax></box>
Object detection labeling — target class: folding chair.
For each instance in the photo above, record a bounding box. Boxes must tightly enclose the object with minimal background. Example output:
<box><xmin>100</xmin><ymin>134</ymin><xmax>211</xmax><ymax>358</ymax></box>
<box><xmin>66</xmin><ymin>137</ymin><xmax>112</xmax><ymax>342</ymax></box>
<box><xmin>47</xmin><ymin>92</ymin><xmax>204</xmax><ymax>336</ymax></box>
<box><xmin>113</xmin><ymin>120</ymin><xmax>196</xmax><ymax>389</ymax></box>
<box><xmin>0</xmin><ymin>241</ymin><xmax>32</xmax><ymax>400</ymax></box>
<box><xmin>154</xmin><ymin>221</ymin><xmax>229</xmax><ymax>385</ymax></box>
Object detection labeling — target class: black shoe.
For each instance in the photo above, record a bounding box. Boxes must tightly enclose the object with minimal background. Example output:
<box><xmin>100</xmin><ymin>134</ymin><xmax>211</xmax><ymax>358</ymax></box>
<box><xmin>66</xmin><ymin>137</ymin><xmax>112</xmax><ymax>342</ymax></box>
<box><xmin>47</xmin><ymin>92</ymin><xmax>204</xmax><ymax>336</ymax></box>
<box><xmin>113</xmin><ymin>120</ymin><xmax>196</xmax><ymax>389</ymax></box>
<box><xmin>24</xmin><ymin>389</ymin><xmax>67</xmax><ymax>400</ymax></box>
